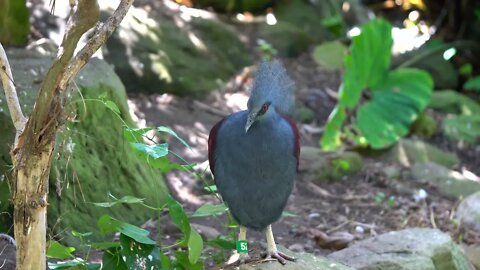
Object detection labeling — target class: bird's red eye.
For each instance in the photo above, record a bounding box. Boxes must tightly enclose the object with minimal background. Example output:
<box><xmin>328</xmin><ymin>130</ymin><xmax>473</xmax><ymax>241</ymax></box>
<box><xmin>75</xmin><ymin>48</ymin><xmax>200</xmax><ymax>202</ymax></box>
<box><xmin>259</xmin><ymin>103</ymin><xmax>269</xmax><ymax>115</ymax></box>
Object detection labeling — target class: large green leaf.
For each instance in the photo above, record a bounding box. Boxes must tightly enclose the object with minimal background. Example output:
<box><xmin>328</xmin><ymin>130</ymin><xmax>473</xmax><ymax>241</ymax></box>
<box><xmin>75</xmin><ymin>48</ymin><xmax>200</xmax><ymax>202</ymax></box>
<box><xmin>188</xmin><ymin>229</ymin><xmax>204</xmax><ymax>264</ymax></box>
<box><xmin>351</xmin><ymin>18</ymin><xmax>393</xmax><ymax>88</ymax></box>
<box><xmin>130</xmin><ymin>143</ymin><xmax>169</xmax><ymax>159</ymax></box>
<box><xmin>166</xmin><ymin>195</ymin><xmax>191</xmax><ymax>239</ymax></box>
<box><xmin>357</xmin><ymin>68</ymin><xmax>433</xmax><ymax>148</ymax></box>
<box><xmin>157</xmin><ymin>126</ymin><xmax>192</xmax><ymax>150</ymax></box>
<box><xmin>97</xmin><ymin>215</ymin><xmax>156</xmax><ymax>245</ymax></box>
<box><xmin>120</xmin><ymin>234</ymin><xmax>156</xmax><ymax>269</ymax></box>
<box><xmin>206</xmin><ymin>236</ymin><xmax>236</xmax><ymax>250</ymax></box>
<box><xmin>191</xmin><ymin>203</ymin><xmax>228</xmax><ymax>218</ymax></box>
<box><xmin>46</xmin><ymin>240</ymin><xmax>75</xmax><ymax>259</ymax></box>
<box><xmin>339</xmin><ymin>18</ymin><xmax>392</xmax><ymax>108</ymax></box>
<box><xmin>92</xmin><ymin>195</ymin><xmax>145</xmax><ymax>208</ymax></box>
<box><xmin>102</xmin><ymin>247</ymin><xmax>127</xmax><ymax>270</ymax></box>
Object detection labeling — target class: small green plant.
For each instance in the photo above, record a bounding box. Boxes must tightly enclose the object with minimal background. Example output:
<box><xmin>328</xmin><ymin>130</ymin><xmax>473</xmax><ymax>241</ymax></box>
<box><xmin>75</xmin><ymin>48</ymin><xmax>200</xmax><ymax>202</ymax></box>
<box><xmin>373</xmin><ymin>192</ymin><xmax>395</xmax><ymax>208</ymax></box>
<box><xmin>257</xmin><ymin>39</ymin><xmax>278</xmax><ymax>61</ymax></box>
<box><xmin>45</xmin><ymin>97</ymin><xmax>245</xmax><ymax>269</ymax></box>
<box><xmin>320</xmin><ymin>18</ymin><xmax>433</xmax><ymax>150</ymax></box>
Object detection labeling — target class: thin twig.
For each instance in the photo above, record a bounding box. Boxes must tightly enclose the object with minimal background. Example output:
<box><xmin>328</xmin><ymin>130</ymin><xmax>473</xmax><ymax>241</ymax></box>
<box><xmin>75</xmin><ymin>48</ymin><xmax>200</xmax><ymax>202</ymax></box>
<box><xmin>326</xmin><ymin>220</ymin><xmax>350</xmax><ymax>234</ymax></box>
<box><xmin>429</xmin><ymin>204</ymin><xmax>437</xmax><ymax>229</ymax></box>
<box><xmin>0</xmin><ymin>43</ymin><xmax>26</xmax><ymax>131</ymax></box>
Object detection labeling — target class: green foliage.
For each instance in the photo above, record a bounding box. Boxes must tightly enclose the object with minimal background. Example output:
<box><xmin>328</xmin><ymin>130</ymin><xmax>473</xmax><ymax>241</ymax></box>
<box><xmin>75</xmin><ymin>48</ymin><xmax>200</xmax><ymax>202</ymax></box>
<box><xmin>46</xmin><ymin>99</ymin><xmax>241</xmax><ymax>269</ymax></box>
<box><xmin>47</xmin><ymin>241</ymin><xmax>75</xmax><ymax>260</ymax></box>
<box><xmin>320</xmin><ymin>19</ymin><xmax>433</xmax><ymax>150</ymax></box>
<box><xmin>464</xmin><ymin>76</ymin><xmax>480</xmax><ymax>92</ymax></box>
<box><xmin>192</xmin><ymin>203</ymin><xmax>229</xmax><ymax>217</ymax></box>
<box><xmin>0</xmin><ymin>0</ymin><xmax>30</xmax><ymax>45</ymax></box>
<box><xmin>257</xmin><ymin>39</ymin><xmax>278</xmax><ymax>61</ymax></box>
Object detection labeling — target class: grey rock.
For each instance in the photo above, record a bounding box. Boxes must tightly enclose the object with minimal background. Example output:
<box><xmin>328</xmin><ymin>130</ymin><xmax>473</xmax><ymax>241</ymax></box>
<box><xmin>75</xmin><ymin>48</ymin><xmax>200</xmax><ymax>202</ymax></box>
<box><xmin>224</xmin><ymin>246</ymin><xmax>354</xmax><ymax>270</ymax></box>
<box><xmin>328</xmin><ymin>228</ymin><xmax>473</xmax><ymax>270</ymax></box>
<box><xmin>190</xmin><ymin>223</ymin><xmax>220</xmax><ymax>239</ymax></box>
<box><xmin>288</xmin><ymin>243</ymin><xmax>305</xmax><ymax>253</ymax></box>
<box><xmin>462</xmin><ymin>244</ymin><xmax>480</xmax><ymax>269</ymax></box>
<box><xmin>409</xmin><ymin>162</ymin><xmax>480</xmax><ymax>199</ymax></box>
<box><xmin>104</xmin><ymin>5</ymin><xmax>251</xmax><ymax>95</ymax></box>
<box><xmin>456</xmin><ymin>191</ymin><xmax>480</xmax><ymax>232</ymax></box>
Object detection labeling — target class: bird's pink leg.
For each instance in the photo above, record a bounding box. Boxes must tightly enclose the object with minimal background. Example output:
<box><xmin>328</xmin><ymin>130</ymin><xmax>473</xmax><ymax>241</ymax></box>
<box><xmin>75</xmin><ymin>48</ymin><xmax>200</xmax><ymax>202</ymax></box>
<box><xmin>264</xmin><ymin>224</ymin><xmax>296</xmax><ymax>265</ymax></box>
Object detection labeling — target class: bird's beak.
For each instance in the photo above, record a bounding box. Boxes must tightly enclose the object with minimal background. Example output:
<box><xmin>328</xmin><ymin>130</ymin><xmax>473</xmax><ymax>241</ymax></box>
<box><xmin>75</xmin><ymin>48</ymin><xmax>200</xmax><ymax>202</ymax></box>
<box><xmin>245</xmin><ymin>113</ymin><xmax>256</xmax><ymax>133</ymax></box>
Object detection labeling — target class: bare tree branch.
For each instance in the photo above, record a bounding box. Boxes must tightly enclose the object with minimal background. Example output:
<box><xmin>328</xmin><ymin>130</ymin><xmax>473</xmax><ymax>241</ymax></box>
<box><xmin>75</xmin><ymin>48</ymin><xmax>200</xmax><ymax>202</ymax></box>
<box><xmin>28</xmin><ymin>0</ymin><xmax>99</xmax><ymax>137</ymax></box>
<box><xmin>60</xmin><ymin>0</ymin><xmax>134</xmax><ymax>89</ymax></box>
<box><xmin>0</xmin><ymin>43</ymin><xmax>26</xmax><ymax>131</ymax></box>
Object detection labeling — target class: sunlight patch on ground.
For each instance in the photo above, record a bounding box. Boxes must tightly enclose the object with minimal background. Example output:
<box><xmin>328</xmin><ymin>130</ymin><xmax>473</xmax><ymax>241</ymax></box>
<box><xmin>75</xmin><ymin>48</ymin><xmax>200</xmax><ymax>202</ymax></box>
<box><xmin>225</xmin><ymin>93</ymin><xmax>249</xmax><ymax>111</ymax></box>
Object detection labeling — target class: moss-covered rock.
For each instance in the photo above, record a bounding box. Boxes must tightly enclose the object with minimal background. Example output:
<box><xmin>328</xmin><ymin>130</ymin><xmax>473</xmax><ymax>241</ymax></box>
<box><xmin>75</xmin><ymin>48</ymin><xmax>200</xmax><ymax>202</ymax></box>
<box><xmin>379</xmin><ymin>139</ymin><xmax>459</xmax><ymax>168</ymax></box>
<box><xmin>0</xmin><ymin>50</ymin><xmax>168</xmax><ymax>243</ymax></box>
<box><xmin>411</xmin><ymin>112</ymin><xmax>438</xmax><ymax>138</ymax></box>
<box><xmin>300</xmin><ymin>146</ymin><xmax>363</xmax><ymax>182</ymax></box>
<box><xmin>429</xmin><ymin>90</ymin><xmax>480</xmax><ymax>116</ymax></box>
<box><xmin>260</xmin><ymin>0</ymin><xmax>332</xmax><ymax>57</ymax></box>
<box><xmin>0</xmin><ymin>0</ymin><xmax>30</xmax><ymax>46</ymax></box>
<box><xmin>329</xmin><ymin>228</ymin><xmax>472</xmax><ymax>270</ymax></box>
<box><xmin>104</xmin><ymin>7</ymin><xmax>251</xmax><ymax>96</ymax></box>
<box><xmin>409</xmin><ymin>162</ymin><xmax>480</xmax><ymax>199</ymax></box>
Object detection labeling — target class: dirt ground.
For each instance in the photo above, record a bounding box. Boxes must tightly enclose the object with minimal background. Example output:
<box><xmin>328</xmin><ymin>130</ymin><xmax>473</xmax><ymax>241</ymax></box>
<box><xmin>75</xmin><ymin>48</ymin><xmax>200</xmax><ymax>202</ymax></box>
<box><xmin>128</xmin><ymin>50</ymin><xmax>480</xmax><ymax>268</ymax></box>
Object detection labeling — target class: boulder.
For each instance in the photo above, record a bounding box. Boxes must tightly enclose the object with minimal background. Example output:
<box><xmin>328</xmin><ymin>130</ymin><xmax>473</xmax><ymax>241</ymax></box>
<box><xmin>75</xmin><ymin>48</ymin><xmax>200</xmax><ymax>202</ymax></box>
<box><xmin>429</xmin><ymin>90</ymin><xmax>480</xmax><ymax>116</ymax></box>
<box><xmin>223</xmin><ymin>248</ymin><xmax>354</xmax><ymax>270</ymax></box>
<box><xmin>410</xmin><ymin>112</ymin><xmax>438</xmax><ymax>138</ymax></box>
<box><xmin>409</xmin><ymin>162</ymin><xmax>480</xmax><ymax>199</ymax></box>
<box><xmin>260</xmin><ymin>0</ymin><xmax>331</xmax><ymax>57</ymax></box>
<box><xmin>380</xmin><ymin>139</ymin><xmax>459</xmax><ymax>168</ymax></box>
<box><xmin>462</xmin><ymin>245</ymin><xmax>480</xmax><ymax>269</ymax></box>
<box><xmin>456</xmin><ymin>191</ymin><xmax>480</xmax><ymax>232</ymax></box>
<box><xmin>300</xmin><ymin>146</ymin><xmax>363</xmax><ymax>182</ymax></box>
<box><xmin>442</xmin><ymin>115</ymin><xmax>480</xmax><ymax>144</ymax></box>
<box><xmin>328</xmin><ymin>228</ymin><xmax>473</xmax><ymax>270</ymax></box>
<box><xmin>104</xmin><ymin>6</ymin><xmax>251</xmax><ymax>95</ymax></box>
<box><xmin>0</xmin><ymin>50</ymin><xmax>168</xmax><ymax>244</ymax></box>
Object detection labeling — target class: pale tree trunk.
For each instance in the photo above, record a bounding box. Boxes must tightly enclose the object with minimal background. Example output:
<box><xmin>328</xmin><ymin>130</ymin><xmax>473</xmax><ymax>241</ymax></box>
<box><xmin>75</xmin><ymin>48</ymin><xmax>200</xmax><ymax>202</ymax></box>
<box><xmin>0</xmin><ymin>1</ymin><xmax>134</xmax><ymax>269</ymax></box>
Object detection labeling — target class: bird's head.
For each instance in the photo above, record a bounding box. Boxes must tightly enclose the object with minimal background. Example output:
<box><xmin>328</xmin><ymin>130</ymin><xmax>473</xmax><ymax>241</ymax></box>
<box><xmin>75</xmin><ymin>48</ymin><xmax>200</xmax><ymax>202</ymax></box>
<box><xmin>245</xmin><ymin>60</ymin><xmax>294</xmax><ymax>133</ymax></box>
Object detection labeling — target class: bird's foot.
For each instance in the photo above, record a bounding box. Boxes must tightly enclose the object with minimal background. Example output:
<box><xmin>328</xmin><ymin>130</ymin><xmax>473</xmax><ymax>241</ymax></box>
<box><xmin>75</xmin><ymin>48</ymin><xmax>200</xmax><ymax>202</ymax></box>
<box><xmin>263</xmin><ymin>251</ymin><xmax>296</xmax><ymax>265</ymax></box>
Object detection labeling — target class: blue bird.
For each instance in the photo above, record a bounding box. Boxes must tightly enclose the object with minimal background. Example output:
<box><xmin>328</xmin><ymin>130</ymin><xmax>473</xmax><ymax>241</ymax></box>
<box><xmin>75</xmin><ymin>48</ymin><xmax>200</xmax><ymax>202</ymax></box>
<box><xmin>208</xmin><ymin>60</ymin><xmax>299</xmax><ymax>264</ymax></box>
